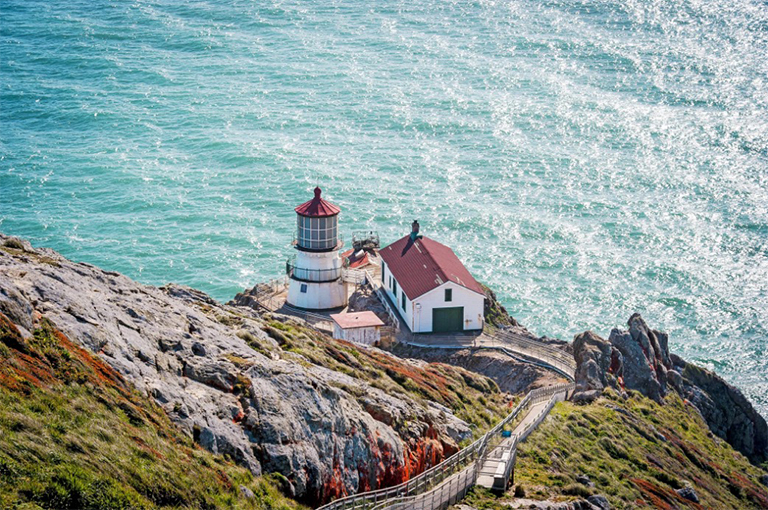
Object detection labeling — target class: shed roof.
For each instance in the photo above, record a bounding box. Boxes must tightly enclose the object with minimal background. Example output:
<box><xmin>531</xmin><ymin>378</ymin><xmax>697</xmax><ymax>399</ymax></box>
<box><xmin>341</xmin><ymin>248</ymin><xmax>370</xmax><ymax>269</ymax></box>
<box><xmin>295</xmin><ymin>187</ymin><xmax>341</xmax><ymax>217</ymax></box>
<box><xmin>330</xmin><ymin>311</ymin><xmax>385</xmax><ymax>329</ymax></box>
<box><xmin>379</xmin><ymin>235</ymin><xmax>485</xmax><ymax>299</ymax></box>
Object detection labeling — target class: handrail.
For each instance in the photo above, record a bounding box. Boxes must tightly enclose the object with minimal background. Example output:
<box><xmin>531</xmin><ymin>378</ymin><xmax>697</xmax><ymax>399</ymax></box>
<box><xmin>286</xmin><ymin>259</ymin><xmax>343</xmax><ymax>283</ymax></box>
<box><xmin>343</xmin><ymin>268</ymin><xmax>368</xmax><ymax>284</ymax></box>
<box><xmin>280</xmin><ymin>303</ymin><xmax>334</xmax><ymax>325</ymax></box>
<box><xmin>317</xmin><ymin>382</ymin><xmax>574</xmax><ymax>510</ymax></box>
<box><xmin>486</xmin><ymin>330</ymin><xmax>576</xmax><ymax>380</ymax></box>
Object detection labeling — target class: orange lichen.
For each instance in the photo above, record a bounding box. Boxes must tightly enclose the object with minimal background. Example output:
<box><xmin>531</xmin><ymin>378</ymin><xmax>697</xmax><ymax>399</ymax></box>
<box><xmin>0</xmin><ymin>312</ymin><xmax>127</xmax><ymax>396</ymax></box>
<box><xmin>631</xmin><ymin>478</ymin><xmax>704</xmax><ymax>509</ymax></box>
<box><xmin>131</xmin><ymin>435</ymin><xmax>166</xmax><ymax>460</ymax></box>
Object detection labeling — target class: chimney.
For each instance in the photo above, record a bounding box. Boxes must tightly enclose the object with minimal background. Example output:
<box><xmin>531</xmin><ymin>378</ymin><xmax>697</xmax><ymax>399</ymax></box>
<box><xmin>410</xmin><ymin>220</ymin><xmax>421</xmax><ymax>241</ymax></box>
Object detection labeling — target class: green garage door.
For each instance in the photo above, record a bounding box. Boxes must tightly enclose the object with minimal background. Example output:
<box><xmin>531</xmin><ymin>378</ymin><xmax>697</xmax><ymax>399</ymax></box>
<box><xmin>432</xmin><ymin>307</ymin><xmax>464</xmax><ymax>333</ymax></box>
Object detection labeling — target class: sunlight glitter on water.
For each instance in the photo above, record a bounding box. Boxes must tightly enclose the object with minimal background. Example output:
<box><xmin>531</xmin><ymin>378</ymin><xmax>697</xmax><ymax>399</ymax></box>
<box><xmin>1</xmin><ymin>0</ymin><xmax>767</xmax><ymax>414</ymax></box>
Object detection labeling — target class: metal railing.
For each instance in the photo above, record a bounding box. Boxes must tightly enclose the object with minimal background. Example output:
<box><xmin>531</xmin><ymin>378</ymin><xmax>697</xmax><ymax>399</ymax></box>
<box><xmin>244</xmin><ymin>276</ymin><xmax>289</xmax><ymax>311</ymax></box>
<box><xmin>243</xmin><ymin>271</ymin><xmax>578</xmax><ymax>510</ymax></box>
<box><xmin>352</xmin><ymin>232</ymin><xmax>380</xmax><ymax>251</ymax></box>
<box><xmin>397</xmin><ymin>329</ymin><xmax>576</xmax><ymax>381</ymax></box>
<box><xmin>492</xmin><ymin>330</ymin><xmax>576</xmax><ymax>379</ymax></box>
<box><xmin>279</xmin><ymin>302</ymin><xmax>334</xmax><ymax>330</ymax></box>
<box><xmin>343</xmin><ymin>268</ymin><xmax>368</xmax><ymax>284</ymax></box>
<box><xmin>286</xmin><ymin>259</ymin><xmax>343</xmax><ymax>283</ymax></box>
<box><xmin>316</xmin><ymin>382</ymin><xmax>574</xmax><ymax>510</ymax></box>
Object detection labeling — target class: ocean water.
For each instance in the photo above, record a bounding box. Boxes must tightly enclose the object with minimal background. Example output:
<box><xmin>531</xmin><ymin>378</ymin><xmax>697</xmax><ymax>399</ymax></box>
<box><xmin>1</xmin><ymin>0</ymin><xmax>766</xmax><ymax>415</ymax></box>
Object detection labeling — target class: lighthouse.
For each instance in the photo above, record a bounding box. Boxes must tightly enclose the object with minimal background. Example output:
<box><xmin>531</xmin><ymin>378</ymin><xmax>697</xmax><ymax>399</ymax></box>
<box><xmin>286</xmin><ymin>187</ymin><xmax>348</xmax><ymax>310</ymax></box>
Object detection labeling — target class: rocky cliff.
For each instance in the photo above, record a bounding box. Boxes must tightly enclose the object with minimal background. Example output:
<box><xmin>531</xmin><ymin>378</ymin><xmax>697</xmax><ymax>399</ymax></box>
<box><xmin>572</xmin><ymin>313</ymin><xmax>768</xmax><ymax>464</ymax></box>
<box><xmin>0</xmin><ymin>311</ymin><xmax>304</xmax><ymax>509</ymax></box>
<box><xmin>0</xmin><ymin>234</ymin><xmax>509</xmax><ymax>506</ymax></box>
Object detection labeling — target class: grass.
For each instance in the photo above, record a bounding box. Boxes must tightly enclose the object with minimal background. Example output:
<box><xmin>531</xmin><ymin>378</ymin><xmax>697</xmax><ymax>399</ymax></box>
<box><xmin>0</xmin><ymin>313</ymin><xmax>306</xmax><ymax>510</ymax></box>
<box><xmin>466</xmin><ymin>387</ymin><xmax>768</xmax><ymax>509</ymax></box>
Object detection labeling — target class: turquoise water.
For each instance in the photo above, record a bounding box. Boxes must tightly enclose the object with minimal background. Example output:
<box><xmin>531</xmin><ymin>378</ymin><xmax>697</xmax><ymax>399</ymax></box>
<box><xmin>2</xmin><ymin>0</ymin><xmax>767</xmax><ymax>415</ymax></box>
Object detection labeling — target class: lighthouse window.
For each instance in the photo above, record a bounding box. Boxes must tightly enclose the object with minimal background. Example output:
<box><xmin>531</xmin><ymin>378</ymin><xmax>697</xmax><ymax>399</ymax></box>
<box><xmin>300</xmin><ymin>284</ymin><xmax>308</xmax><ymax>293</ymax></box>
<box><xmin>445</xmin><ymin>289</ymin><xmax>452</xmax><ymax>302</ymax></box>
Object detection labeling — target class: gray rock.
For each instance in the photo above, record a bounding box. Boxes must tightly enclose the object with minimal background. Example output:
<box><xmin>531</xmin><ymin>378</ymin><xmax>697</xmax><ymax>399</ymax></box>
<box><xmin>680</xmin><ymin>362</ymin><xmax>768</xmax><ymax>464</ymax></box>
<box><xmin>572</xmin><ymin>331</ymin><xmax>622</xmax><ymax>395</ymax></box>
<box><xmin>0</xmin><ymin>234</ymin><xmax>472</xmax><ymax>505</ymax></box>
<box><xmin>570</xmin><ymin>312</ymin><xmax>768</xmax><ymax>464</ymax></box>
<box><xmin>667</xmin><ymin>368</ymin><xmax>683</xmax><ymax>393</ymax></box>
<box><xmin>239</xmin><ymin>485</ymin><xmax>255</xmax><ymax>499</ymax></box>
<box><xmin>576</xmin><ymin>474</ymin><xmax>595</xmax><ymax>488</ymax></box>
<box><xmin>572</xmin><ymin>390</ymin><xmax>603</xmax><ymax>404</ymax></box>
<box><xmin>570</xmin><ymin>500</ymin><xmax>599</xmax><ymax>510</ymax></box>
<box><xmin>587</xmin><ymin>494</ymin><xmax>610</xmax><ymax>510</ymax></box>
<box><xmin>675</xmin><ymin>487</ymin><xmax>699</xmax><ymax>503</ymax></box>
<box><xmin>608</xmin><ymin>315</ymin><xmax>665</xmax><ymax>403</ymax></box>
<box><xmin>192</xmin><ymin>341</ymin><xmax>206</xmax><ymax>356</ymax></box>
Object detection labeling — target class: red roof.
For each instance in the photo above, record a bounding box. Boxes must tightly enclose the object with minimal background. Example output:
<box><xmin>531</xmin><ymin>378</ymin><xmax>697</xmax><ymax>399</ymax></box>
<box><xmin>330</xmin><ymin>311</ymin><xmax>385</xmax><ymax>329</ymax></box>
<box><xmin>379</xmin><ymin>235</ymin><xmax>485</xmax><ymax>299</ymax></box>
<box><xmin>295</xmin><ymin>187</ymin><xmax>341</xmax><ymax>217</ymax></box>
<box><xmin>341</xmin><ymin>248</ymin><xmax>370</xmax><ymax>269</ymax></box>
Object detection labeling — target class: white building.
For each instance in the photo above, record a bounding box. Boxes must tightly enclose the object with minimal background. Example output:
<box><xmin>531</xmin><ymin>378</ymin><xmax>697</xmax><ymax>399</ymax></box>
<box><xmin>379</xmin><ymin>221</ymin><xmax>486</xmax><ymax>334</ymax></box>
<box><xmin>286</xmin><ymin>187</ymin><xmax>348</xmax><ymax>310</ymax></box>
<box><xmin>330</xmin><ymin>311</ymin><xmax>385</xmax><ymax>346</ymax></box>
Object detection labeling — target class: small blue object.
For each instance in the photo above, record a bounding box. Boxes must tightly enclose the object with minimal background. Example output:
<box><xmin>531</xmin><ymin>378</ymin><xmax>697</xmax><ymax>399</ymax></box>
<box><xmin>501</xmin><ymin>430</ymin><xmax>512</xmax><ymax>438</ymax></box>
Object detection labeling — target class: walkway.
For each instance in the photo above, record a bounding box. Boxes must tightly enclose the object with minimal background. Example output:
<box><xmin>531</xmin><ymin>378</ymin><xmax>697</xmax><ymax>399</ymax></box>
<box><xmin>475</xmin><ymin>399</ymin><xmax>548</xmax><ymax>489</ymax></box>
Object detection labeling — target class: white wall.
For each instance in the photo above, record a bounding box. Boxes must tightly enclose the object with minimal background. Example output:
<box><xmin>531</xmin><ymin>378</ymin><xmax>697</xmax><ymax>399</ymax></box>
<box><xmin>412</xmin><ymin>282</ymin><xmax>485</xmax><ymax>333</ymax></box>
<box><xmin>287</xmin><ymin>278</ymin><xmax>347</xmax><ymax>310</ymax></box>
<box><xmin>381</xmin><ymin>261</ymin><xmax>414</xmax><ymax>331</ymax></box>
<box><xmin>381</xmin><ymin>261</ymin><xmax>484</xmax><ymax>333</ymax></box>
<box><xmin>287</xmin><ymin>249</ymin><xmax>347</xmax><ymax>310</ymax></box>
<box><xmin>333</xmin><ymin>324</ymin><xmax>381</xmax><ymax>346</ymax></box>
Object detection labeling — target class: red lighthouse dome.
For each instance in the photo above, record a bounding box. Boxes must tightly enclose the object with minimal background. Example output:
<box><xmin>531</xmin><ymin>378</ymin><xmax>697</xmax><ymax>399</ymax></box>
<box><xmin>294</xmin><ymin>187</ymin><xmax>341</xmax><ymax>217</ymax></box>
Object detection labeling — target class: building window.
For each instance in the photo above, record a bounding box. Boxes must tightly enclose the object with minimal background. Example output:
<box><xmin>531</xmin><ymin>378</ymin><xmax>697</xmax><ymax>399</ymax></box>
<box><xmin>381</xmin><ymin>263</ymin><xmax>386</xmax><ymax>283</ymax></box>
<box><xmin>300</xmin><ymin>284</ymin><xmax>308</xmax><ymax>293</ymax></box>
<box><xmin>445</xmin><ymin>288</ymin><xmax>452</xmax><ymax>302</ymax></box>
<box><xmin>393</xmin><ymin>278</ymin><xmax>398</xmax><ymax>295</ymax></box>
<box><xmin>401</xmin><ymin>292</ymin><xmax>406</xmax><ymax>311</ymax></box>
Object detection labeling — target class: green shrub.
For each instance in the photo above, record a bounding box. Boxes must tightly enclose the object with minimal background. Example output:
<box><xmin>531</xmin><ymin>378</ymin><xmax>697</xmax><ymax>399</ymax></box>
<box><xmin>563</xmin><ymin>483</ymin><xmax>593</xmax><ymax>498</ymax></box>
<box><xmin>3</xmin><ymin>238</ymin><xmax>25</xmax><ymax>250</ymax></box>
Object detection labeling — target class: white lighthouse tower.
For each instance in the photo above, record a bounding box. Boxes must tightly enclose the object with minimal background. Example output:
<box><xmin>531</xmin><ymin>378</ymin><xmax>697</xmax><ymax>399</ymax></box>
<box><xmin>286</xmin><ymin>187</ymin><xmax>348</xmax><ymax>310</ymax></box>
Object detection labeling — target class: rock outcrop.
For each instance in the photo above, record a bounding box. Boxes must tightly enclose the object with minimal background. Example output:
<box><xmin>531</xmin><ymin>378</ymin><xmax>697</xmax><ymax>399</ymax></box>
<box><xmin>481</xmin><ymin>283</ymin><xmax>520</xmax><ymax>328</ymax></box>
<box><xmin>392</xmin><ymin>344</ymin><xmax>566</xmax><ymax>394</ymax></box>
<box><xmin>571</xmin><ymin>313</ymin><xmax>768</xmax><ymax>464</ymax></box>
<box><xmin>0</xmin><ymin>234</ymin><xmax>483</xmax><ymax>505</ymax></box>
<box><xmin>572</xmin><ymin>330</ymin><xmax>622</xmax><ymax>400</ymax></box>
